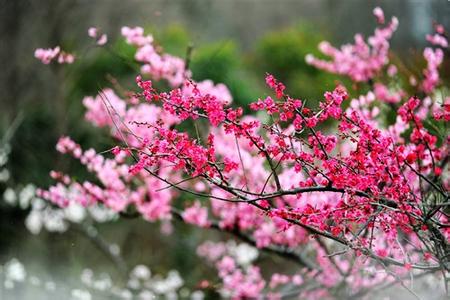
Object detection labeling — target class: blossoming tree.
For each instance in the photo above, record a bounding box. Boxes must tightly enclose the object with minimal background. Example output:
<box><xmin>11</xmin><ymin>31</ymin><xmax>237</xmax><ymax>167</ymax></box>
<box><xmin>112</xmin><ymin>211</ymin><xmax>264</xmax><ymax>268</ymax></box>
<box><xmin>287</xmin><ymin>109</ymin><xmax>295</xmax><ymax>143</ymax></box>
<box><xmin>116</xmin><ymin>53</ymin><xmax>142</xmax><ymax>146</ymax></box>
<box><xmin>33</xmin><ymin>7</ymin><xmax>448</xmax><ymax>299</ymax></box>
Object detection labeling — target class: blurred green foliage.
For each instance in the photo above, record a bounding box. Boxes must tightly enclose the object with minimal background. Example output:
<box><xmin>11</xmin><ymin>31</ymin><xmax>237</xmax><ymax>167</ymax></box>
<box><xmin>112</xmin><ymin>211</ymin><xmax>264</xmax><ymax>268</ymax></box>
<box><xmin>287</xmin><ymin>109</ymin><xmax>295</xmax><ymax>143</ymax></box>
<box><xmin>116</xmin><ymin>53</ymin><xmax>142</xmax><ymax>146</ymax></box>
<box><xmin>155</xmin><ymin>24</ymin><xmax>262</xmax><ymax>106</ymax></box>
<box><xmin>156</xmin><ymin>24</ymin><xmax>191</xmax><ymax>58</ymax></box>
<box><xmin>251</xmin><ymin>23</ymin><xmax>340</xmax><ymax>102</ymax></box>
<box><xmin>190</xmin><ymin>40</ymin><xmax>262</xmax><ymax>106</ymax></box>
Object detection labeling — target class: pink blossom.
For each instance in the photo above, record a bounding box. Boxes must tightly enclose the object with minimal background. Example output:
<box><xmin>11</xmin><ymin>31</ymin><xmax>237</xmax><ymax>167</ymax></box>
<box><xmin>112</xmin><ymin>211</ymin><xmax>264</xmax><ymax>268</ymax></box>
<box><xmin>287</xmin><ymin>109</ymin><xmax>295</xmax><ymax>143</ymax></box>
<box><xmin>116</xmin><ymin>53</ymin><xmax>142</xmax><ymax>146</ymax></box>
<box><xmin>422</xmin><ymin>47</ymin><xmax>444</xmax><ymax>93</ymax></box>
<box><xmin>36</xmin><ymin>16</ymin><xmax>449</xmax><ymax>299</ymax></box>
<box><xmin>373</xmin><ymin>7</ymin><xmax>385</xmax><ymax>24</ymax></box>
<box><xmin>306</xmin><ymin>8</ymin><xmax>398</xmax><ymax>82</ymax></box>
<box><xmin>426</xmin><ymin>34</ymin><xmax>448</xmax><ymax>48</ymax></box>
<box><xmin>88</xmin><ymin>27</ymin><xmax>108</xmax><ymax>45</ymax></box>
<box><xmin>35</xmin><ymin>46</ymin><xmax>74</xmax><ymax>64</ymax></box>
<box><xmin>182</xmin><ymin>201</ymin><xmax>211</xmax><ymax>228</ymax></box>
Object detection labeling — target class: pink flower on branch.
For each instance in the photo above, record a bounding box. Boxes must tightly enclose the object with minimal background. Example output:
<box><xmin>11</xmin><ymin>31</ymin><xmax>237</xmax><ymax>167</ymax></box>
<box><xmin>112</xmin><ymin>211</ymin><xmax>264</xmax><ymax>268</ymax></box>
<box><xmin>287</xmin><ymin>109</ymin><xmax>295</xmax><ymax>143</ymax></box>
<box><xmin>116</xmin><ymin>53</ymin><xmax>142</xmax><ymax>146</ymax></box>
<box><xmin>35</xmin><ymin>13</ymin><xmax>450</xmax><ymax>299</ymax></box>
<box><xmin>182</xmin><ymin>201</ymin><xmax>211</xmax><ymax>228</ymax></box>
<box><xmin>88</xmin><ymin>27</ymin><xmax>108</xmax><ymax>45</ymax></box>
<box><xmin>305</xmin><ymin>7</ymin><xmax>398</xmax><ymax>82</ymax></box>
<box><xmin>35</xmin><ymin>46</ymin><xmax>75</xmax><ymax>64</ymax></box>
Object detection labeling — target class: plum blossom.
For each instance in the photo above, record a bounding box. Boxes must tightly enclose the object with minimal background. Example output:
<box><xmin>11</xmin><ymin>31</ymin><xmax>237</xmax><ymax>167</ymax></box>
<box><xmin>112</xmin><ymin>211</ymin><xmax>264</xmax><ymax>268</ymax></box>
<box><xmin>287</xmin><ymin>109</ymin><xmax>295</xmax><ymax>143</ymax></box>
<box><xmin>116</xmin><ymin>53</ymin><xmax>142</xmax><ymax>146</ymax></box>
<box><xmin>422</xmin><ymin>47</ymin><xmax>444</xmax><ymax>93</ymax></box>
<box><xmin>32</xmin><ymin>14</ymin><xmax>450</xmax><ymax>299</ymax></box>
<box><xmin>306</xmin><ymin>7</ymin><xmax>398</xmax><ymax>82</ymax></box>
<box><xmin>35</xmin><ymin>46</ymin><xmax>74</xmax><ymax>64</ymax></box>
<box><xmin>88</xmin><ymin>27</ymin><xmax>108</xmax><ymax>45</ymax></box>
<box><xmin>182</xmin><ymin>201</ymin><xmax>211</xmax><ymax>227</ymax></box>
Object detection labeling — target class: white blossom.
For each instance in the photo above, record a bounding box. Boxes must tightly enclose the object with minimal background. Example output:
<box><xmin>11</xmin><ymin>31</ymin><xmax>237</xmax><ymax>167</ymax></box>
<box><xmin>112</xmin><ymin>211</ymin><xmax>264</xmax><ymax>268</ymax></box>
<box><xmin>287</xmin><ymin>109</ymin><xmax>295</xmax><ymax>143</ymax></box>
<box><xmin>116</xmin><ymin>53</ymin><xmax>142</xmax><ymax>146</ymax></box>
<box><xmin>64</xmin><ymin>202</ymin><xmax>86</xmax><ymax>223</ymax></box>
<box><xmin>43</xmin><ymin>209</ymin><xmax>68</xmax><ymax>232</ymax></box>
<box><xmin>92</xmin><ymin>273</ymin><xmax>112</xmax><ymax>291</ymax></box>
<box><xmin>190</xmin><ymin>290</ymin><xmax>205</xmax><ymax>300</ymax></box>
<box><xmin>109</xmin><ymin>243</ymin><xmax>121</xmax><ymax>256</ymax></box>
<box><xmin>229</xmin><ymin>243</ymin><xmax>258</xmax><ymax>266</ymax></box>
<box><xmin>71</xmin><ymin>289</ymin><xmax>92</xmax><ymax>300</ymax></box>
<box><xmin>149</xmin><ymin>270</ymin><xmax>183</xmax><ymax>295</ymax></box>
<box><xmin>0</xmin><ymin>168</ymin><xmax>10</xmax><ymax>182</ymax></box>
<box><xmin>3</xmin><ymin>187</ymin><xmax>16</xmax><ymax>205</ymax></box>
<box><xmin>4</xmin><ymin>258</ymin><xmax>26</xmax><ymax>282</ymax></box>
<box><xmin>19</xmin><ymin>184</ymin><xmax>36</xmax><ymax>209</ymax></box>
<box><xmin>131</xmin><ymin>265</ymin><xmax>151</xmax><ymax>281</ymax></box>
<box><xmin>81</xmin><ymin>269</ymin><xmax>94</xmax><ymax>285</ymax></box>
<box><xmin>25</xmin><ymin>210</ymin><xmax>43</xmax><ymax>234</ymax></box>
<box><xmin>88</xmin><ymin>204</ymin><xmax>117</xmax><ymax>222</ymax></box>
<box><xmin>0</xmin><ymin>152</ymin><xmax>8</xmax><ymax>167</ymax></box>
<box><xmin>139</xmin><ymin>290</ymin><xmax>156</xmax><ymax>299</ymax></box>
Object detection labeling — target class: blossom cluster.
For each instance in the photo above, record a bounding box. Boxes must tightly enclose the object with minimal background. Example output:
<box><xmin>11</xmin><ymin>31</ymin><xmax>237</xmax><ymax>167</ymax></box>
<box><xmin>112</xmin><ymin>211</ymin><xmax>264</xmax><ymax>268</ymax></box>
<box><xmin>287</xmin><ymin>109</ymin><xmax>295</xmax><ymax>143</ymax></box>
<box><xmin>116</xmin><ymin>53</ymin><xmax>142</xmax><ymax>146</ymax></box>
<box><xmin>305</xmin><ymin>7</ymin><xmax>398</xmax><ymax>82</ymax></box>
<box><xmin>88</xmin><ymin>27</ymin><xmax>108</xmax><ymax>46</ymax></box>
<box><xmin>34</xmin><ymin>46</ymin><xmax>75</xmax><ymax>64</ymax></box>
<box><xmin>32</xmin><ymin>7</ymin><xmax>450</xmax><ymax>299</ymax></box>
<box><xmin>0</xmin><ymin>257</ymin><xmax>198</xmax><ymax>300</ymax></box>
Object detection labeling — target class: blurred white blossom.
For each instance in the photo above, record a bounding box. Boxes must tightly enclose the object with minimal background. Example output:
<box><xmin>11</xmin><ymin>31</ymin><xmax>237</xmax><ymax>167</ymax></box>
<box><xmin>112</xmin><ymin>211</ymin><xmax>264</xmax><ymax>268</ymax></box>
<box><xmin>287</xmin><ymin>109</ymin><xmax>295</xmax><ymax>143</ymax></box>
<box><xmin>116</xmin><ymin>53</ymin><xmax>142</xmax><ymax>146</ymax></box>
<box><xmin>139</xmin><ymin>290</ymin><xmax>156</xmax><ymax>299</ymax></box>
<box><xmin>3</xmin><ymin>187</ymin><xmax>16</xmax><ymax>205</ymax></box>
<box><xmin>43</xmin><ymin>209</ymin><xmax>68</xmax><ymax>232</ymax></box>
<box><xmin>0</xmin><ymin>168</ymin><xmax>10</xmax><ymax>182</ymax></box>
<box><xmin>25</xmin><ymin>210</ymin><xmax>43</xmax><ymax>234</ymax></box>
<box><xmin>131</xmin><ymin>265</ymin><xmax>151</xmax><ymax>281</ymax></box>
<box><xmin>0</xmin><ymin>145</ymin><xmax>10</xmax><ymax>166</ymax></box>
<box><xmin>71</xmin><ymin>289</ymin><xmax>92</xmax><ymax>300</ymax></box>
<box><xmin>149</xmin><ymin>270</ymin><xmax>184</xmax><ymax>295</ymax></box>
<box><xmin>64</xmin><ymin>202</ymin><xmax>86</xmax><ymax>223</ymax></box>
<box><xmin>19</xmin><ymin>184</ymin><xmax>36</xmax><ymax>209</ymax></box>
<box><xmin>190</xmin><ymin>290</ymin><xmax>205</xmax><ymax>300</ymax></box>
<box><xmin>227</xmin><ymin>241</ymin><xmax>258</xmax><ymax>266</ymax></box>
<box><xmin>4</xmin><ymin>258</ymin><xmax>27</xmax><ymax>282</ymax></box>
<box><xmin>88</xmin><ymin>204</ymin><xmax>117</xmax><ymax>222</ymax></box>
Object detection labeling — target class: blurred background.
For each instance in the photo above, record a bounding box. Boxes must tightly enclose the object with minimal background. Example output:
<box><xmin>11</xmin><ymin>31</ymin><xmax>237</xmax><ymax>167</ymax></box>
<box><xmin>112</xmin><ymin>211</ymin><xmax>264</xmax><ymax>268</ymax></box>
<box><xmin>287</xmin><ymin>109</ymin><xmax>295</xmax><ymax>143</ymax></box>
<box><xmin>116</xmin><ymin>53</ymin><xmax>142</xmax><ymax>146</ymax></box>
<box><xmin>0</xmin><ymin>0</ymin><xmax>449</xmax><ymax>299</ymax></box>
